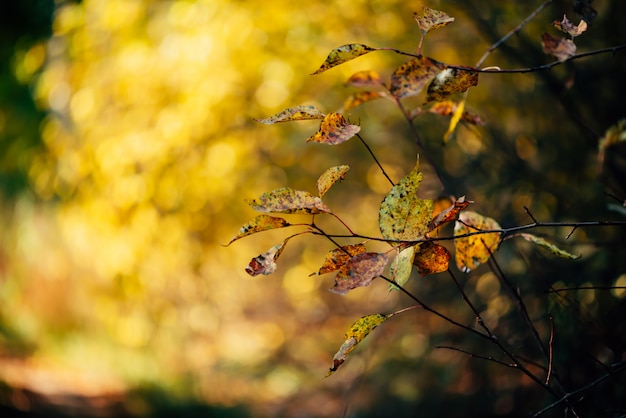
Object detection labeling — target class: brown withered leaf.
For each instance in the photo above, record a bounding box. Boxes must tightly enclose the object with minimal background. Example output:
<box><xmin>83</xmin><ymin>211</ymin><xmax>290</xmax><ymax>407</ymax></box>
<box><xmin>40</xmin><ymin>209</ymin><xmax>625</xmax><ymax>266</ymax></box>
<box><xmin>414</xmin><ymin>6</ymin><xmax>455</xmax><ymax>34</ymax></box>
<box><xmin>552</xmin><ymin>15</ymin><xmax>588</xmax><ymax>38</ymax></box>
<box><xmin>541</xmin><ymin>33</ymin><xmax>576</xmax><ymax>62</ymax></box>
<box><xmin>343</xmin><ymin>91</ymin><xmax>388</xmax><ymax>112</ymax></box>
<box><xmin>329</xmin><ymin>252</ymin><xmax>388</xmax><ymax>295</ymax></box>
<box><xmin>345</xmin><ymin>70</ymin><xmax>384</xmax><ymax>88</ymax></box>
<box><xmin>315</xmin><ymin>244</ymin><xmax>368</xmax><ymax>275</ymax></box>
<box><xmin>312</xmin><ymin>44</ymin><xmax>377</xmax><ymax>75</ymax></box>
<box><xmin>245</xmin><ymin>241</ymin><xmax>287</xmax><ymax>276</ymax></box>
<box><xmin>426</xmin><ymin>68</ymin><xmax>479</xmax><ymax>103</ymax></box>
<box><xmin>429</xmin><ymin>195</ymin><xmax>471</xmax><ymax>231</ymax></box>
<box><xmin>390</xmin><ymin>56</ymin><xmax>444</xmax><ymax>99</ymax></box>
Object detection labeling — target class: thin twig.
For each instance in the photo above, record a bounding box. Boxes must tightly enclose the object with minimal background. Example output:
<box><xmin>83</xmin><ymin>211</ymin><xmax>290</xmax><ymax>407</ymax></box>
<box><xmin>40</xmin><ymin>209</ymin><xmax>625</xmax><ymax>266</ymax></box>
<box><xmin>356</xmin><ymin>133</ymin><xmax>395</xmax><ymax>187</ymax></box>
<box><xmin>437</xmin><ymin>345</ymin><xmax>515</xmax><ymax>368</ymax></box>
<box><xmin>546</xmin><ymin>314</ymin><xmax>554</xmax><ymax>385</ymax></box>
<box><xmin>475</xmin><ymin>0</ymin><xmax>553</xmax><ymax>67</ymax></box>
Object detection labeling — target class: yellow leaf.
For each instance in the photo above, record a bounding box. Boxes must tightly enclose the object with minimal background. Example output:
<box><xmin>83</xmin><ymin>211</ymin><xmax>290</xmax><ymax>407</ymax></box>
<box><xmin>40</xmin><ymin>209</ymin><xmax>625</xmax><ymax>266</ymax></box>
<box><xmin>454</xmin><ymin>211</ymin><xmax>502</xmax><ymax>272</ymax></box>
<box><xmin>306</xmin><ymin>113</ymin><xmax>361</xmax><ymax>145</ymax></box>
<box><xmin>343</xmin><ymin>91</ymin><xmax>388</xmax><ymax>112</ymax></box>
<box><xmin>379</xmin><ymin>158</ymin><xmax>434</xmax><ymax>242</ymax></box>
<box><xmin>317</xmin><ymin>165</ymin><xmax>350</xmax><ymax>197</ymax></box>
<box><xmin>414</xmin><ymin>6</ymin><xmax>455</xmax><ymax>34</ymax></box>
<box><xmin>312</xmin><ymin>44</ymin><xmax>377</xmax><ymax>75</ymax></box>
<box><xmin>443</xmin><ymin>99</ymin><xmax>465</xmax><ymax>144</ymax></box>
<box><xmin>413</xmin><ymin>242</ymin><xmax>451</xmax><ymax>276</ymax></box>
<box><xmin>326</xmin><ymin>313</ymin><xmax>389</xmax><ymax>376</ymax></box>
<box><xmin>245</xmin><ymin>187</ymin><xmax>331</xmax><ymax>214</ymax></box>
<box><xmin>226</xmin><ymin>215</ymin><xmax>291</xmax><ymax>246</ymax></box>
<box><xmin>426</xmin><ymin>68</ymin><xmax>479</xmax><ymax>103</ymax></box>
<box><xmin>345</xmin><ymin>70</ymin><xmax>384</xmax><ymax>87</ymax></box>
<box><xmin>255</xmin><ymin>105</ymin><xmax>325</xmax><ymax>124</ymax></box>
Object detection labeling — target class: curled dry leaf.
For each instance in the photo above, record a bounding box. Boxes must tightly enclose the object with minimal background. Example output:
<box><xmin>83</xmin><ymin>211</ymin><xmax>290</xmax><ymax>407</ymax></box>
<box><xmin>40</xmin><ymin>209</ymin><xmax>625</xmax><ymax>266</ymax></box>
<box><xmin>315</xmin><ymin>244</ymin><xmax>367</xmax><ymax>275</ymax></box>
<box><xmin>326</xmin><ymin>313</ymin><xmax>389</xmax><ymax>376</ymax></box>
<box><xmin>379</xmin><ymin>158</ymin><xmax>434</xmax><ymax>243</ymax></box>
<box><xmin>454</xmin><ymin>211</ymin><xmax>502</xmax><ymax>272</ymax></box>
<box><xmin>245</xmin><ymin>187</ymin><xmax>332</xmax><ymax>215</ymax></box>
<box><xmin>317</xmin><ymin>165</ymin><xmax>350</xmax><ymax>197</ymax></box>
<box><xmin>429</xmin><ymin>195</ymin><xmax>472</xmax><ymax>231</ymax></box>
<box><xmin>307</xmin><ymin>112</ymin><xmax>361</xmax><ymax>145</ymax></box>
<box><xmin>414</xmin><ymin>6</ymin><xmax>455</xmax><ymax>34</ymax></box>
<box><xmin>312</xmin><ymin>44</ymin><xmax>377</xmax><ymax>75</ymax></box>
<box><xmin>541</xmin><ymin>33</ymin><xmax>576</xmax><ymax>62</ymax></box>
<box><xmin>245</xmin><ymin>241</ymin><xmax>287</xmax><ymax>276</ymax></box>
<box><xmin>255</xmin><ymin>105</ymin><xmax>325</xmax><ymax>124</ymax></box>
<box><xmin>329</xmin><ymin>252</ymin><xmax>388</xmax><ymax>295</ymax></box>
<box><xmin>552</xmin><ymin>15</ymin><xmax>588</xmax><ymax>38</ymax></box>
<box><xmin>413</xmin><ymin>242</ymin><xmax>451</xmax><ymax>276</ymax></box>
<box><xmin>345</xmin><ymin>70</ymin><xmax>384</xmax><ymax>88</ymax></box>
<box><xmin>226</xmin><ymin>215</ymin><xmax>291</xmax><ymax>246</ymax></box>
<box><xmin>390</xmin><ymin>56</ymin><xmax>444</xmax><ymax>99</ymax></box>
<box><xmin>426</xmin><ymin>67</ymin><xmax>479</xmax><ymax>103</ymax></box>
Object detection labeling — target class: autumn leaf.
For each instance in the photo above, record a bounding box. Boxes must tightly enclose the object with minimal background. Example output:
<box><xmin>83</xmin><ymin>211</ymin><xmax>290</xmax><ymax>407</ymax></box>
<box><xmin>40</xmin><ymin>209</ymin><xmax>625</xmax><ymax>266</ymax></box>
<box><xmin>516</xmin><ymin>233</ymin><xmax>580</xmax><ymax>259</ymax></box>
<box><xmin>429</xmin><ymin>195</ymin><xmax>471</xmax><ymax>231</ymax></box>
<box><xmin>245</xmin><ymin>241</ymin><xmax>287</xmax><ymax>276</ymax></box>
<box><xmin>390</xmin><ymin>56</ymin><xmax>444</xmax><ymax>99</ymax></box>
<box><xmin>443</xmin><ymin>99</ymin><xmax>465</xmax><ymax>144</ymax></box>
<box><xmin>379</xmin><ymin>157</ymin><xmax>434</xmax><ymax>242</ymax></box>
<box><xmin>245</xmin><ymin>187</ymin><xmax>331</xmax><ymax>214</ymax></box>
<box><xmin>541</xmin><ymin>33</ymin><xmax>576</xmax><ymax>62</ymax></box>
<box><xmin>389</xmin><ymin>245</ymin><xmax>417</xmax><ymax>290</ymax></box>
<box><xmin>426</xmin><ymin>68</ymin><xmax>479</xmax><ymax>103</ymax></box>
<box><xmin>345</xmin><ymin>70</ymin><xmax>384</xmax><ymax>88</ymax></box>
<box><xmin>598</xmin><ymin>119</ymin><xmax>626</xmax><ymax>172</ymax></box>
<box><xmin>343</xmin><ymin>91</ymin><xmax>388</xmax><ymax>112</ymax></box>
<box><xmin>326</xmin><ymin>313</ymin><xmax>389</xmax><ymax>376</ymax></box>
<box><xmin>315</xmin><ymin>244</ymin><xmax>367</xmax><ymax>275</ymax></box>
<box><xmin>552</xmin><ymin>15</ymin><xmax>588</xmax><ymax>38</ymax></box>
<box><xmin>454</xmin><ymin>211</ymin><xmax>502</xmax><ymax>272</ymax></box>
<box><xmin>414</xmin><ymin>6</ymin><xmax>455</xmax><ymax>34</ymax></box>
<box><xmin>226</xmin><ymin>215</ymin><xmax>291</xmax><ymax>246</ymax></box>
<box><xmin>255</xmin><ymin>105</ymin><xmax>325</xmax><ymax>124</ymax></box>
<box><xmin>312</xmin><ymin>44</ymin><xmax>377</xmax><ymax>75</ymax></box>
<box><xmin>413</xmin><ymin>242</ymin><xmax>451</xmax><ymax>276</ymax></box>
<box><xmin>317</xmin><ymin>165</ymin><xmax>350</xmax><ymax>197</ymax></box>
<box><xmin>306</xmin><ymin>112</ymin><xmax>361</xmax><ymax>145</ymax></box>
<box><xmin>329</xmin><ymin>252</ymin><xmax>388</xmax><ymax>295</ymax></box>
<box><xmin>429</xmin><ymin>101</ymin><xmax>485</xmax><ymax>126</ymax></box>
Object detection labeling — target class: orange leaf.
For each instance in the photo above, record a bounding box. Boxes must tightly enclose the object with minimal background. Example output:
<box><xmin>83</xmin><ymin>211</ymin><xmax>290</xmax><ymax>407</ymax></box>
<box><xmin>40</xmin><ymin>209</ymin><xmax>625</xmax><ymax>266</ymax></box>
<box><xmin>245</xmin><ymin>187</ymin><xmax>331</xmax><ymax>214</ymax></box>
<box><xmin>541</xmin><ymin>33</ymin><xmax>576</xmax><ymax>62</ymax></box>
<box><xmin>345</xmin><ymin>70</ymin><xmax>384</xmax><ymax>88</ymax></box>
<box><xmin>429</xmin><ymin>195</ymin><xmax>471</xmax><ymax>231</ymax></box>
<box><xmin>426</xmin><ymin>68</ymin><xmax>479</xmax><ymax>103</ymax></box>
<box><xmin>413</xmin><ymin>242</ymin><xmax>451</xmax><ymax>276</ymax></box>
<box><xmin>429</xmin><ymin>101</ymin><xmax>485</xmax><ymax>126</ymax></box>
<box><xmin>390</xmin><ymin>56</ymin><xmax>444</xmax><ymax>99</ymax></box>
<box><xmin>343</xmin><ymin>91</ymin><xmax>388</xmax><ymax>112</ymax></box>
<box><xmin>315</xmin><ymin>244</ymin><xmax>368</xmax><ymax>275</ymax></box>
<box><xmin>329</xmin><ymin>252</ymin><xmax>388</xmax><ymax>295</ymax></box>
<box><xmin>307</xmin><ymin>113</ymin><xmax>361</xmax><ymax>145</ymax></box>
<box><xmin>255</xmin><ymin>105</ymin><xmax>325</xmax><ymax>124</ymax></box>
<box><xmin>454</xmin><ymin>211</ymin><xmax>502</xmax><ymax>272</ymax></box>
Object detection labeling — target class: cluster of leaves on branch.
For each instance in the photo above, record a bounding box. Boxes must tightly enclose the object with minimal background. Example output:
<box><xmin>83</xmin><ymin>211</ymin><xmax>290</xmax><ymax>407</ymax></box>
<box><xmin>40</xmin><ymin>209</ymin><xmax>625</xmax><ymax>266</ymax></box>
<box><xmin>230</xmin><ymin>3</ymin><xmax>626</xmax><ymax>415</ymax></box>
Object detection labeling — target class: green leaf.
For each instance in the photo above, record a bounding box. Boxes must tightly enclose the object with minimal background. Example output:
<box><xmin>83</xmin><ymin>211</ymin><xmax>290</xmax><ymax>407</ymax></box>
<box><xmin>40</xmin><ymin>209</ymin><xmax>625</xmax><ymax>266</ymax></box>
<box><xmin>390</xmin><ymin>56</ymin><xmax>444</xmax><ymax>99</ymax></box>
<box><xmin>389</xmin><ymin>245</ymin><xmax>417</xmax><ymax>291</ymax></box>
<box><xmin>245</xmin><ymin>187</ymin><xmax>332</xmax><ymax>214</ymax></box>
<box><xmin>426</xmin><ymin>68</ymin><xmax>479</xmax><ymax>103</ymax></box>
<box><xmin>326</xmin><ymin>313</ymin><xmax>389</xmax><ymax>376</ymax></box>
<box><xmin>312</xmin><ymin>44</ymin><xmax>377</xmax><ymax>75</ymax></box>
<box><xmin>317</xmin><ymin>165</ymin><xmax>350</xmax><ymax>197</ymax></box>
<box><xmin>378</xmin><ymin>158</ymin><xmax>434</xmax><ymax>242</ymax></box>
<box><xmin>245</xmin><ymin>240</ymin><xmax>288</xmax><ymax>276</ymax></box>
<box><xmin>255</xmin><ymin>105</ymin><xmax>325</xmax><ymax>124</ymax></box>
<box><xmin>329</xmin><ymin>252</ymin><xmax>388</xmax><ymax>295</ymax></box>
<box><xmin>226</xmin><ymin>215</ymin><xmax>291</xmax><ymax>246</ymax></box>
<box><xmin>517</xmin><ymin>233</ymin><xmax>580</xmax><ymax>259</ymax></box>
<box><xmin>414</xmin><ymin>6</ymin><xmax>455</xmax><ymax>34</ymax></box>
<box><xmin>314</xmin><ymin>244</ymin><xmax>368</xmax><ymax>275</ymax></box>
<box><xmin>306</xmin><ymin>113</ymin><xmax>360</xmax><ymax>145</ymax></box>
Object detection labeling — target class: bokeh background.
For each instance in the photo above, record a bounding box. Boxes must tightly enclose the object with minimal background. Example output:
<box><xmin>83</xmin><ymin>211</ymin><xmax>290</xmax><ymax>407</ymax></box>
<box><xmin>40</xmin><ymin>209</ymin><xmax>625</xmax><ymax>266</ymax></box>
<box><xmin>1</xmin><ymin>0</ymin><xmax>625</xmax><ymax>417</ymax></box>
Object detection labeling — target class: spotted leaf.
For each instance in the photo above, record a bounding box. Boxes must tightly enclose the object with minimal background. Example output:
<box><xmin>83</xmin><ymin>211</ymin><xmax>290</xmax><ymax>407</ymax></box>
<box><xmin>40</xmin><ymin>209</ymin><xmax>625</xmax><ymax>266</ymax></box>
<box><xmin>413</xmin><ymin>242</ymin><xmax>451</xmax><ymax>276</ymax></box>
<box><xmin>315</xmin><ymin>244</ymin><xmax>368</xmax><ymax>275</ymax></box>
<box><xmin>245</xmin><ymin>187</ymin><xmax>331</xmax><ymax>215</ymax></box>
<box><xmin>226</xmin><ymin>215</ymin><xmax>291</xmax><ymax>246</ymax></box>
<box><xmin>390</xmin><ymin>56</ymin><xmax>444</xmax><ymax>99</ymax></box>
<box><xmin>454</xmin><ymin>211</ymin><xmax>502</xmax><ymax>272</ymax></box>
<box><xmin>312</xmin><ymin>44</ymin><xmax>377</xmax><ymax>75</ymax></box>
<box><xmin>317</xmin><ymin>165</ymin><xmax>350</xmax><ymax>197</ymax></box>
<box><xmin>329</xmin><ymin>252</ymin><xmax>388</xmax><ymax>295</ymax></box>
<box><xmin>307</xmin><ymin>113</ymin><xmax>360</xmax><ymax>145</ymax></box>
<box><xmin>255</xmin><ymin>105</ymin><xmax>325</xmax><ymax>124</ymax></box>
<box><xmin>414</xmin><ymin>6</ymin><xmax>455</xmax><ymax>34</ymax></box>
